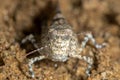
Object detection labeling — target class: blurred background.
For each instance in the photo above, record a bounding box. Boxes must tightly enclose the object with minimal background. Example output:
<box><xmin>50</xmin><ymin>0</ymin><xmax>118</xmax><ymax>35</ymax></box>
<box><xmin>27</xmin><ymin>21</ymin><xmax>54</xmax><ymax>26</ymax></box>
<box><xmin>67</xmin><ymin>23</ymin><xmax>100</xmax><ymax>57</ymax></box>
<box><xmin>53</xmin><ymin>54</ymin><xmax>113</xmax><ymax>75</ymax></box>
<box><xmin>0</xmin><ymin>0</ymin><xmax>120</xmax><ymax>80</ymax></box>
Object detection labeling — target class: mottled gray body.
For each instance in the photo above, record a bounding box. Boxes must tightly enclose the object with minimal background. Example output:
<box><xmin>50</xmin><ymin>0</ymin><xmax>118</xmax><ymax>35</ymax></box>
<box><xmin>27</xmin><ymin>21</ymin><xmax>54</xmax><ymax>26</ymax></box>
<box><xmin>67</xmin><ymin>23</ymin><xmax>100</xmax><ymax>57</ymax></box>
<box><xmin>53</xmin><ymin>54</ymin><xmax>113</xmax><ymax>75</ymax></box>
<box><xmin>47</xmin><ymin>22</ymin><xmax>79</xmax><ymax>62</ymax></box>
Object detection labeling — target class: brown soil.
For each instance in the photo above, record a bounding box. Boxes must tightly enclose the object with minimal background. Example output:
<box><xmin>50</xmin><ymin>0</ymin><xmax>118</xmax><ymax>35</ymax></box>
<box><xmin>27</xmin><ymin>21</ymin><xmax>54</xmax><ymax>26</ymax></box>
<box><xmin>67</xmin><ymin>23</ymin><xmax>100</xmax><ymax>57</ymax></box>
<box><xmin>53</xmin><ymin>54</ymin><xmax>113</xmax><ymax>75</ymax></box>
<box><xmin>0</xmin><ymin>0</ymin><xmax>120</xmax><ymax>80</ymax></box>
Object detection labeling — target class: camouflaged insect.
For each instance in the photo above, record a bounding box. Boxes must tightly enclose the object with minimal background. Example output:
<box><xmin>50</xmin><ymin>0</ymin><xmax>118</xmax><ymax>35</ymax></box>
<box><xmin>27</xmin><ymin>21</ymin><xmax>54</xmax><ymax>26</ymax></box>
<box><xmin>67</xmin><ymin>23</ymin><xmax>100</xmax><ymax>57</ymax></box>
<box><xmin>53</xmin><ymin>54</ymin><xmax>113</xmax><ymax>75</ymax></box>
<box><xmin>22</xmin><ymin>3</ymin><xmax>106</xmax><ymax>78</ymax></box>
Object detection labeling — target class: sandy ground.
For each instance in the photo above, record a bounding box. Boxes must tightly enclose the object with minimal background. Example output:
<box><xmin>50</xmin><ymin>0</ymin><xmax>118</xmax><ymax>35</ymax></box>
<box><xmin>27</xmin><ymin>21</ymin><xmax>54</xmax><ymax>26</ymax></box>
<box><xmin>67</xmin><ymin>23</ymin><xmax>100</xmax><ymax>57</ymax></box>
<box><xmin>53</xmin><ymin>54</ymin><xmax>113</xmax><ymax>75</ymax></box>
<box><xmin>0</xmin><ymin>0</ymin><xmax>120</xmax><ymax>80</ymax></box>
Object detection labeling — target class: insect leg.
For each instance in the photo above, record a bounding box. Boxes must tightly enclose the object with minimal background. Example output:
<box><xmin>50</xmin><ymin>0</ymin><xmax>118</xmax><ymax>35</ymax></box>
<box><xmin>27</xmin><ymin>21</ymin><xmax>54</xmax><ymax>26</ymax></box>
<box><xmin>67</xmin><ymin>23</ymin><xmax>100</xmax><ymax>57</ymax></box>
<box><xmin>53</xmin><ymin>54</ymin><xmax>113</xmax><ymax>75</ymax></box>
<box><xmin>21</xmin><ymin>34</ymin><xmax>41</xmax><ymax>54</ymax></box>
<box><xmin>22</xmin><ymin>34</ymin><xmax>40</xmax><ymax>48</ymax></box>
<box><xmin>71</xmin><ymin>55</ymin><xmax>93</xmax><ymax>77</ymax></box>
<box><xmin>80</xmin><ymin>32</ymin><xmax>106</xmax><ymax>50</ymax></box>
<box><xmin>28</xmin><ymin>55</ymin><xmax>46</xmax><ymax>78</ymax></box>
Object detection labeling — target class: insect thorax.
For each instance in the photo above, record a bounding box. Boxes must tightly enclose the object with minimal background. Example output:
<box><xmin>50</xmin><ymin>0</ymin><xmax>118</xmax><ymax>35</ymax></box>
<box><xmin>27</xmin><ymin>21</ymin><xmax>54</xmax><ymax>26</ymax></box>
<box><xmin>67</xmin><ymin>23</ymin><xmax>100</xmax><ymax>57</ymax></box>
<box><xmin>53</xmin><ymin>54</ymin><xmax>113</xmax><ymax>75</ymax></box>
<box><xmin>45</xmin><ymin>23</ymin><xmax>80</xmax><ymax>61</ymax></box>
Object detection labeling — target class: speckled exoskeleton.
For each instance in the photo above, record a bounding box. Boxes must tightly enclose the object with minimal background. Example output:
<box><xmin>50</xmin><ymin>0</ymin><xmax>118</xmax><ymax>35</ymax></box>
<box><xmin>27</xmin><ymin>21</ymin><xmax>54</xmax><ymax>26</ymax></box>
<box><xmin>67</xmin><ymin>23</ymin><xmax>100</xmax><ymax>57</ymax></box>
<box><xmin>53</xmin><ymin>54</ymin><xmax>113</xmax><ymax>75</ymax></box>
<box><xmin>21</xmin><ymin>1</ymin><xmax>106</xmax><ymax>78</ymax></box>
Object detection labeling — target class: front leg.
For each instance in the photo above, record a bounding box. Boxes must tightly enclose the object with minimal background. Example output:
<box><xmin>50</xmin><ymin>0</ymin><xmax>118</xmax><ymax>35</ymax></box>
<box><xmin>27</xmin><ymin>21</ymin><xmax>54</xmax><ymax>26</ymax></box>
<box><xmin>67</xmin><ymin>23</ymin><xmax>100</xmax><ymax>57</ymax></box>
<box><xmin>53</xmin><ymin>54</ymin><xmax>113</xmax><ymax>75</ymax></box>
<box><xmin>78</xmin><ymin>32</ymin><xmax>106</xmax><ymax>52</ymax></box>
<box><xmin>21</xmin><ymin>34</ymin><xmax>41</xmax><ymax>54</ymax></box>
